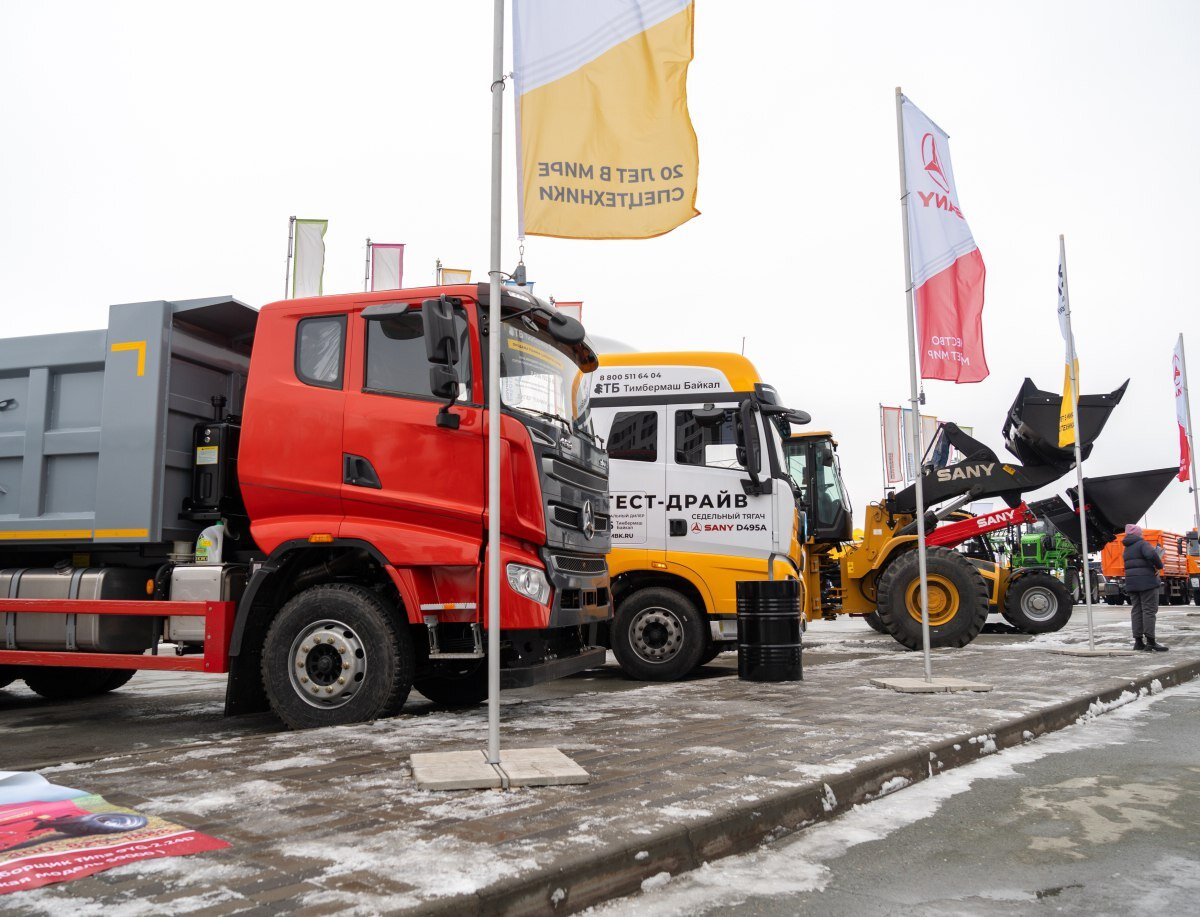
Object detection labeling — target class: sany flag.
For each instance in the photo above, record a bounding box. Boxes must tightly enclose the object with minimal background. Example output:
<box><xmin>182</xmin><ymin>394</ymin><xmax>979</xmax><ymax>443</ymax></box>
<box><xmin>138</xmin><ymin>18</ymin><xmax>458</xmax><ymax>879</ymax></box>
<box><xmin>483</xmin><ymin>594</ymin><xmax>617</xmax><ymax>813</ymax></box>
<box><xmin>1174</xmin><ymin>334</ymin><xmax>1192</xmax><ymax>482</ymax></box>
<box><xmin>292</xmin><ymin>219</ymin><xmax>327</xmax><ymax>298</ymax></box>
<box><xmin>513</xmin><ymin>0</ymin><xmax>699</xmax><ymax>239</ymax></box>
<box><xmin>900</xmin><ymin>96</ymin><xmax>988</xmax><ymax>383</ymax></box>
<box><xmin>1057</xmin><ymin>238</ymin><xmax>1080</xmax><ymax>448</ymax></box>
<box><xmin>370</xmin><ymin>243</ymin><xmax>404</xmax><ymax>291</ymax></box>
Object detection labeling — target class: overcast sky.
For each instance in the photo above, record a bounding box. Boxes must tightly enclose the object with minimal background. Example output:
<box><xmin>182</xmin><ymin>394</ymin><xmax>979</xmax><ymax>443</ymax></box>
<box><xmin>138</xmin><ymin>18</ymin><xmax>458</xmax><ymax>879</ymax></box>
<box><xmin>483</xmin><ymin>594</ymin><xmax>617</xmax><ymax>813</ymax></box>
<box><xmin>3</xmin><ymin>0</ymin><xmax>1198</xmax><ymax>532</ymax></box>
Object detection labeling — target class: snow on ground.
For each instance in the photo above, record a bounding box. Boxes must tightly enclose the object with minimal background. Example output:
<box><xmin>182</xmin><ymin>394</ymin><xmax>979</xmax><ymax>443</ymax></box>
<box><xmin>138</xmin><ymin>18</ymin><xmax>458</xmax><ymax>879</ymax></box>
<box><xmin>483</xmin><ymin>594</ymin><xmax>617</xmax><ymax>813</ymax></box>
<box><xmin>587</xmin><ymin>680</ymin><xmax>1200</xmax><ymax>916</ymax></box>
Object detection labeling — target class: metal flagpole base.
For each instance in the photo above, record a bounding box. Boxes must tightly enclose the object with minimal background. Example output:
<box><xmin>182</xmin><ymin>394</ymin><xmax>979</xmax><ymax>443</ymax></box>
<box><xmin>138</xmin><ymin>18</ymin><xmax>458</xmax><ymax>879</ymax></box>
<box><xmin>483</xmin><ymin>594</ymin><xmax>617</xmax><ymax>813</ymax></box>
<box><xmin>870</xmin><ymin>676</ymin><xmax>993</xmax><ymax>694</ymax></box>
<box><xmin>411</xmin><ymin>748</ymin><xmax>589</xmax><ymax>791</ymax></box>
<box><xmin>1049</xmin><ymin>647</ymin><xmax>1139</xmax><ymax>657</ymax></box>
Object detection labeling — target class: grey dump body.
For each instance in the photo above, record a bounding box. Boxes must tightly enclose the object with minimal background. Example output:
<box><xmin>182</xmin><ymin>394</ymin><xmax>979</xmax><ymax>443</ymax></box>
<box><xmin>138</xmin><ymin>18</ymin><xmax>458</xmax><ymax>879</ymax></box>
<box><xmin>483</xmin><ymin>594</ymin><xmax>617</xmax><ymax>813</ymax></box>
<box><xmin>0</xmin><ymin>297</ymin><xmax>257</xmax><ymax>552</ymax></box>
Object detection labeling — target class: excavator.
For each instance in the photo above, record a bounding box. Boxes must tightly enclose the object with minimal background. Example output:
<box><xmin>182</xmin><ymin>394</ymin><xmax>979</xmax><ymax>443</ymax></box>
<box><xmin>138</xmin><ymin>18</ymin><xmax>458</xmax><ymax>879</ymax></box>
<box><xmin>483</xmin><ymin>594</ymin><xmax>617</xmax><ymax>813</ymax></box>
<box><xmin>782</xmin><ymin>378</ymin><xmax>1178</xmax><ymax>650</ymax></box>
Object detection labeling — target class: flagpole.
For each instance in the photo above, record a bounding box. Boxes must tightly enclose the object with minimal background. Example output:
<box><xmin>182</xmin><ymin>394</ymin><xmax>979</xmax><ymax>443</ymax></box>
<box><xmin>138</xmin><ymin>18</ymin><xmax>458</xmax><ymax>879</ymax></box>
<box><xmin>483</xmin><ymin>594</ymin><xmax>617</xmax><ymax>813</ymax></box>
<box><xmin>1180</xmin><ymin>334</ymin><xmax>1200</xmax><ymax>533</ymax></box>
<box><xmin>895</xmin><ymin>87</ymin><xmax>933</xmax><ymax>682</ymax></box>
<box><xmin>1059</xmin><ymin>235</ymin><xmax>1096</xmax><ymax>649</ymax></box>
<box><xmin>284</xmin><ymin>216</ymin><xmax>296</xmax><ymax>299</ymax></box>
<box><xmin>486</xmin><ymin>0</ymin><xmax>505</xmax><ymax>767</ymax></box>
<box><xmin>364</xmin><ymin>238</ymin><xmax>372</xmax><ymax>292</ymax></box>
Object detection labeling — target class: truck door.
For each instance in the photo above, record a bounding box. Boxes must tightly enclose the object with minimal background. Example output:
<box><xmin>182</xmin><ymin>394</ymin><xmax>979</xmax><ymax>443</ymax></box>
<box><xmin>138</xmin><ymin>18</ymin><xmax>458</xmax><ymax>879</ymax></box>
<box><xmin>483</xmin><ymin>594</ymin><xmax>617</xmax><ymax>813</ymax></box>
<box><xmin>599</xmin><ymin>406</ymin><xmax>667</xmax><ymax>563</ymax></box>
<box><xmin>667</xmin><ymin>404</ymin><xmax>776</xmax><ymax>612</ymax></box>
<box><xmin>340</xmin><ymin>304</ymin><xmax>484</xmax><ymax>565</ymax></box>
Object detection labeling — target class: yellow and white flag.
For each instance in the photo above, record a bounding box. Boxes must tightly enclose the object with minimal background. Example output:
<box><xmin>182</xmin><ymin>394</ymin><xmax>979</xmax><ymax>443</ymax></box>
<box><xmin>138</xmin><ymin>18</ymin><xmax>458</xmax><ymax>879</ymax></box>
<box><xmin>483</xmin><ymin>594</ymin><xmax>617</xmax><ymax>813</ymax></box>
<box><xmin>1057</xmin><ymin>237</ymin><xmax>1079</xmax><ymax>447</ymax></box>
<box><xmin>513</xmin><ymin>0</ymin><xmax>699</xmax><ymax>239</ymax></box>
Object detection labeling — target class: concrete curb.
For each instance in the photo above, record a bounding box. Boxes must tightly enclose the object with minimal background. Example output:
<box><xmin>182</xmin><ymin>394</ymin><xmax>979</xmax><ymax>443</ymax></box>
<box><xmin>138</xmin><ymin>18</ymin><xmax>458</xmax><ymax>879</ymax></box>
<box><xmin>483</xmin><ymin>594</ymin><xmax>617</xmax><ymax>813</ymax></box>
<box><xmin>415</xmin><ymin>657</ymin><xmax>1200</xmax><ymax>916</ymax></box>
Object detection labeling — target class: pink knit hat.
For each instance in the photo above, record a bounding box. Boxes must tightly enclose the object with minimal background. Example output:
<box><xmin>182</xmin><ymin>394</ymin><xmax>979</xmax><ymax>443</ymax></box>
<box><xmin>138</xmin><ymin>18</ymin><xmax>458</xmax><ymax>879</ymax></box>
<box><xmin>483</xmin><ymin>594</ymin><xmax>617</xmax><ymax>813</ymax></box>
<box><xmin>1125</xmin><ymin>524</ymin><xmax>1142</xmax><ymax>537</ymax></box>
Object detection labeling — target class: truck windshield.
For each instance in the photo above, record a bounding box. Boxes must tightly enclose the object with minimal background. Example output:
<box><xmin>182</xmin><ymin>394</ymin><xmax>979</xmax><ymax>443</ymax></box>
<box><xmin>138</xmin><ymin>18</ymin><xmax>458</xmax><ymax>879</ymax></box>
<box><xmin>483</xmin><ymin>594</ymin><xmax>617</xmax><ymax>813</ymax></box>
<box><xmin>500</xmin><ymin>322</ymin><xmax>593</xmax><ymax>433</ymax></box>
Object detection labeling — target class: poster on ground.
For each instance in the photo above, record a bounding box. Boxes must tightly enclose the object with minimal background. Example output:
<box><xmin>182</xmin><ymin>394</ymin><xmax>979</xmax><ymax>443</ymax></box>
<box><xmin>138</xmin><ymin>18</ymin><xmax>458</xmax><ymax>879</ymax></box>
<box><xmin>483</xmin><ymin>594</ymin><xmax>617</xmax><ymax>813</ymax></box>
<box><xmin>0</xmin><ymin>771</ymin><xmax>228</xmax><ymax>895</ymax></box>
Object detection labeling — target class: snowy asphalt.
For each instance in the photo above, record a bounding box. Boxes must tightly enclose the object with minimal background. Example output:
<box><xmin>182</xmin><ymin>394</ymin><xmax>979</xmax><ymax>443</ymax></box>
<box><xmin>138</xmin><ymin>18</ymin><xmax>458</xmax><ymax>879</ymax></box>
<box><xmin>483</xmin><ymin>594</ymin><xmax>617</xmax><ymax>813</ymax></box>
<box><xmin>3</xmin><ymin>606</ymin><xmax>1200</xmax><ymax>914</ymax></box>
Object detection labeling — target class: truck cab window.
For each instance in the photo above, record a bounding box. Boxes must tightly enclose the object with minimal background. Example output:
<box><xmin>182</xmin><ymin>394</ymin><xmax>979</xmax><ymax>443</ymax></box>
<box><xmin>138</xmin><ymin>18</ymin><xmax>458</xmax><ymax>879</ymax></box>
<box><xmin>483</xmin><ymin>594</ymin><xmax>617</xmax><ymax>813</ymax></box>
<box><xmin>365</xmin><ymin>309</ymin><xmax>472</xmax><ymax>399</ymax></box>
<box><xmin>675</xmin><ymin>408</ymin><xmax>742</xmax><ymax>469</ymax></box>
<box><xmin>295</xmin><ymin>315</ymin><xmax>346</xmax><ymax>388</ymax></box>
<box><xmin>608</xmin><ymin>411</ymin><xmax>658</xmax><ymax>462</ymax></box>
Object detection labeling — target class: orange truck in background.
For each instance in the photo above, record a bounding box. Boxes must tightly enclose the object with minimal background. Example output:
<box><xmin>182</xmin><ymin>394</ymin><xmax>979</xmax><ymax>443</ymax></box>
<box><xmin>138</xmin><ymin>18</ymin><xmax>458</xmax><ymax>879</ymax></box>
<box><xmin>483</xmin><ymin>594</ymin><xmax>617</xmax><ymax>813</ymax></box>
<box><xmin>1100</xmin><ymin>530</ymin><xmax>1192</xmax><ymax>606</ymax></box>
<box><xmin>1188</xmin><ymin>530</ymin><xmax>1199</xmax><ymax>604</ymax></box>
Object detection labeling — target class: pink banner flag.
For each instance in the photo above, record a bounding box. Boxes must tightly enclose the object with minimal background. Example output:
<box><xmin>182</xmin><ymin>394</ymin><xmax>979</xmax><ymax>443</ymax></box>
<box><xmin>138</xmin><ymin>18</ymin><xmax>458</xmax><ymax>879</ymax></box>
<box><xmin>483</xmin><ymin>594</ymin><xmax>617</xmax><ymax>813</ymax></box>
<box><xmin>901</xmin><ymin>96</ymin><xmax>988</xmax><ymax>383</ymax></box>
<box><xmin>1174</xmin><ymin>335</ymin><xmax>1191</xmax><ymax>482</ymax></box>
<box><xmin>370</xmin><ymin>244</ymin><xmax>404</xmax><ymax>291</ymax></box>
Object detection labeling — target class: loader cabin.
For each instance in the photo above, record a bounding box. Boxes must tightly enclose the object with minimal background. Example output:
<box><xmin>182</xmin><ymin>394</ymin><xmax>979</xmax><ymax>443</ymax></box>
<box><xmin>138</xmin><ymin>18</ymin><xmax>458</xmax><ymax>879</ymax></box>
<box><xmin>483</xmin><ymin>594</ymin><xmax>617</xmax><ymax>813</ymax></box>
<box><xmin>781</xmin><ymin>432</ymin><xmax>853</xmax><ymax>543</ymax></box>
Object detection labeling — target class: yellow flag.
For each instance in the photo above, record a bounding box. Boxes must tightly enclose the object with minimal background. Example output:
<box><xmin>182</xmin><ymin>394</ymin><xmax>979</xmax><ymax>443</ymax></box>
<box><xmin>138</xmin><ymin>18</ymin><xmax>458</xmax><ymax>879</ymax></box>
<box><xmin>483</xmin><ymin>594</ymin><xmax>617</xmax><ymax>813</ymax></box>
<box><xmin>1059</xmin><ymin>359</ymin><xmax>1079</xmax><ymax>447</ymax></box>
<box><xmin>513</xmin><ymin>0</ymin><xmax>699</xmax><ymax>239</ymax></box>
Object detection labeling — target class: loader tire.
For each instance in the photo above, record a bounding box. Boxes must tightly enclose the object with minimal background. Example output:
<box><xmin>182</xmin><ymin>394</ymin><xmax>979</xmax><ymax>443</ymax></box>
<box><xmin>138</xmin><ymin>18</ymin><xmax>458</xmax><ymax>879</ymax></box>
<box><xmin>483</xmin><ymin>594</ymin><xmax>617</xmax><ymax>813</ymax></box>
<box><xmin>875</xmin><ymin>547</ymin><xmax>989</xmax><ymax>650</ymax></box>
<box><xmin>612</xmin><ymin>587</ymin><xmax>706</xmax><ymax>681</ymax></box>
<box><xmin>414</xmin><ymin>661</ymin><xmax>488</xmax><ymax>708</ymax></box>
<box><xmin>863</xmin><ymin>611</ymin><xmax>888</xmax><ymax>634</ymax></box>
<box><xmin>1001</xmin><ymin>573</ymin><xmax>1074</xmax><ymax>634</ymax></box>
<box><xmin>262</xmin><ymin>584</ymin><xmax>413</xmax><ymax>730</ymax></box>
<box><xmin>23</xmin><ymin>667</ymin><xmax>136</xmax><ymax>700</ymax></box>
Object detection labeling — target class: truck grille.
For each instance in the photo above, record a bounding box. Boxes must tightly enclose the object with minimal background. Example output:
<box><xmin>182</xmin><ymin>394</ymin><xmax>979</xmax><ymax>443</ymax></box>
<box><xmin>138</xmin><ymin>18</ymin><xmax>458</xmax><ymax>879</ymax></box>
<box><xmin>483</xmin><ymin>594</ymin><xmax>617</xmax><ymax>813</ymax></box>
<box><xmin>549</xmin><ymin>553</ymin><xmax>608</xmax><ymax>576</ymax></box>
<box><xmin>542</xmin><ymin>457</ymin><xmax>607</xmax><ymax>495</ymax></box>
<box><xmin>551</xmin><ymin>504</ymin><xmax>610</xmax><ymax>534</ymax></box>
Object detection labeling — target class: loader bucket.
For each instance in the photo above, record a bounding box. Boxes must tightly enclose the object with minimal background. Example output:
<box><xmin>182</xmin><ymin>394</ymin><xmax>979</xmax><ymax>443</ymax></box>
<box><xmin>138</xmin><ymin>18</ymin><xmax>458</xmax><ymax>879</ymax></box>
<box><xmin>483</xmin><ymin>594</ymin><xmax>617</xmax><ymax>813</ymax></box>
<box><xmin>1031</xmin><ymin>466</ymin><xmax>1178</xmax><ymax>554</ymax></box>
<box><xmin>1002</xmin><ymin>378</ymin><xmax>1129</xmax><ymax>471</ymax></box>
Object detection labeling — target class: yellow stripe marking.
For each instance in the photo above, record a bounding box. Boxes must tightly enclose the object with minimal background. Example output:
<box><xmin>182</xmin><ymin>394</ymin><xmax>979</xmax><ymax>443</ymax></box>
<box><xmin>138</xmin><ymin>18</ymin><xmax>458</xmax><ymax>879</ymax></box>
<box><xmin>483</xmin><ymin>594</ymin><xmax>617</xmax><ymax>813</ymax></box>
<box><xmin>0</xmin><ymin>530</ymin><xmax>93</xmax><ymax>540</ymax></box>
<box><xmin>111</xmin><ymin>340</ymin><xmax>147</xmax><ymax>377</ymax></box>
<box><xmin>94</xmin><ymin>528</ymin><xmax>150</xmax><ymax>539</ymax></box>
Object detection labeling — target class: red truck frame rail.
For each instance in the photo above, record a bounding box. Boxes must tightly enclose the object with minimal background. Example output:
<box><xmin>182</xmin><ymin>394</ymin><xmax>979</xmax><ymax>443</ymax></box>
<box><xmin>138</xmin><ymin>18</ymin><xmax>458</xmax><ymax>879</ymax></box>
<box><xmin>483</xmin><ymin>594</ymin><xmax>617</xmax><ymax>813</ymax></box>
<box><xmin>0</xmin><ymin>600</ymin><xmax>236</xmax><ymax>673</ymax></box>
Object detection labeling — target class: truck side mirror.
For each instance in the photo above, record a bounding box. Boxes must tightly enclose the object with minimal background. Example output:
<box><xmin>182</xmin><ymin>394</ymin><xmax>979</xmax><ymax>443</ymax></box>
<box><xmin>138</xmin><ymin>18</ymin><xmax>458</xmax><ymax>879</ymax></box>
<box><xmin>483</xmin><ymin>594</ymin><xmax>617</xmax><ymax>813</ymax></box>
<box><xmin>422</xmin><ymin>295</ymin><xmax>459</xmax><ymax>365</ymax></box>
<box><xmin>737</xmin><ymin>398</ymin><xmax>770</xmax><ymax>496</ymax></box>
<box><xmin>429</xmin><ymin>364</ymin><xmax>460</xmax><ymax>402</ymax></box>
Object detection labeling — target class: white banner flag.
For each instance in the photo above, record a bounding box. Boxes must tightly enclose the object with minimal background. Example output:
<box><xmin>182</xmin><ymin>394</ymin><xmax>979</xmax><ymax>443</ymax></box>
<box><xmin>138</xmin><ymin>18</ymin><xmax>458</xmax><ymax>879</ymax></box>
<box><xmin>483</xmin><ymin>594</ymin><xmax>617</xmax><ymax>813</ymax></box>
<box><xmin>293</xmin><ymin>219</ymin><xmax>328</xmax><ymax>298</ymax></box>
<box><xmin>881</xmin><ymin>406</ymin><xmax>904</xmax><ymax>484</ymax></box>
<box><xmin>371</xmin><ymin>243</ymin><xmax>404</xmax><ymax>291</ymax></box>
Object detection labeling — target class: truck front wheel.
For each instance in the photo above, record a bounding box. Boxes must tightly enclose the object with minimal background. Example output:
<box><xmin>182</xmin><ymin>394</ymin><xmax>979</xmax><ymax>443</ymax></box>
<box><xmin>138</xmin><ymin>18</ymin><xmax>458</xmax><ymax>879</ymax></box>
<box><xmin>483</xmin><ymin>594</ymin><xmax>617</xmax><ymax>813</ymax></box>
<box><xmin>262</xmin><ymin>584</ymin><xmax>413</xmax><ymax>729</ymax></box>
<box><xmin>612</xmin><ymin>588</ymin><xmax>706</xmax><ymax>681</ymax></box>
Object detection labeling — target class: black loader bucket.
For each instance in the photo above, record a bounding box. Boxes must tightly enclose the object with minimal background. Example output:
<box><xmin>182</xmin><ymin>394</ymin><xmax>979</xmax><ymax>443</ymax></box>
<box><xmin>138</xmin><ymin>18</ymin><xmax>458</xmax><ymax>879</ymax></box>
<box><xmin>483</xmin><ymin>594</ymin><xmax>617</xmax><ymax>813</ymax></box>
<box><xmin>1003</xmin><ymin>378</ymin><xmax>1129</xmax><ymax>471</ymax></box>
<box><xmin>1030</xmin><ymin>466</ymin><xmax>1178</xmax><ymax>553</ymax></box>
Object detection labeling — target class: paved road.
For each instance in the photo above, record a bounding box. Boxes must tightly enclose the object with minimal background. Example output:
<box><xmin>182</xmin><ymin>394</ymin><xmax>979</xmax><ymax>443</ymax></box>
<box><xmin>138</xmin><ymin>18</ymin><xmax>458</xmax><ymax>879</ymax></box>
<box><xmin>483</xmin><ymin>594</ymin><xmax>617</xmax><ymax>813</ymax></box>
<box><xmin>0</xmin><ymin>604</ymin><xmax>1189</xmax><ymax>772</ymax></box>
<box><xmin>604</xmin><ymin>680</ymin><xmax>1200</xmax><ymax>916</ymax></box>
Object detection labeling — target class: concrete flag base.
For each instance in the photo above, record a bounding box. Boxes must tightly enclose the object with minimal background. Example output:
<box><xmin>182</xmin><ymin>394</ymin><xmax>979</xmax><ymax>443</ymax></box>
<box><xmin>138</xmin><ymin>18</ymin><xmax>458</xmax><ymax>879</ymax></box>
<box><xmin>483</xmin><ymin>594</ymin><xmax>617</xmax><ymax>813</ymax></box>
<box><xmin>412</xmin><ymin>747</ymin><xmax>589</xmax><ymax>791</ymax></box>
<box><xmin>871</xmin><ymin>676</ymin><xmax>993</xmax><ymax>694</ymax></box>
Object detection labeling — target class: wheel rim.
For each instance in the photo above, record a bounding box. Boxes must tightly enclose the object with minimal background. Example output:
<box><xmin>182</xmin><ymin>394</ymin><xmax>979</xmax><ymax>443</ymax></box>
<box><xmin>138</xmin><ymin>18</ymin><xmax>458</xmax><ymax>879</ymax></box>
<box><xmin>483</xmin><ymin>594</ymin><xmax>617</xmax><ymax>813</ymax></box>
<box><xmin>288</xmin><ymin>618</ymin><xmax>367</xmax><ymax>709</ymax></box>
<box><xmin>629</xmin><ymin>606</ymin><xmax>685</xmax><ymax>664</ymax></box>
<box><xmin>904</xmin><ymin>574</ymin><xmax>959</xmax><ymax>626</ymax></box>
<box><xmin>1018</xmin><ymin>585</ymin><xmax>1059</xmax><ymax>623</ymax></box>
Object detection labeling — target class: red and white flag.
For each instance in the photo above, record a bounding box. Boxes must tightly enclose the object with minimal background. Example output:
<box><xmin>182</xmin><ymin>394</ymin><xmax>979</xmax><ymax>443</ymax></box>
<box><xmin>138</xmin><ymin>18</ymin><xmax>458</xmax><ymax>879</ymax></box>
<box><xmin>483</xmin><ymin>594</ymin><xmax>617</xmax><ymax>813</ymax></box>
<box><xmin>1174</xmin><ymin>334</ymin><xmax>1191</xmax><ymax>482</ymax></box>
<box><xmin>901</xmin><ymin>97</ymin><xmax>988</xmax><ymax>383</ymax></box>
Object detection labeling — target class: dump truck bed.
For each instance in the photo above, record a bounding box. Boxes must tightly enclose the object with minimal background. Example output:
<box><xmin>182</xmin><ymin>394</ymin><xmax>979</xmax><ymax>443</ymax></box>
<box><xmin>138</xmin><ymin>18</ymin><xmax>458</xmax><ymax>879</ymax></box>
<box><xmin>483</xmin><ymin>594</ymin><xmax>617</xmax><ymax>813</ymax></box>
<box><xmin>0</xmin><ymin>297</ymin><xmax>257</xmax><ymax>550</ymax></box>
<box><xmin>1100</xmin><ymin>530</ymin><xmax>1188</xmax><ymax>578</ymax></box>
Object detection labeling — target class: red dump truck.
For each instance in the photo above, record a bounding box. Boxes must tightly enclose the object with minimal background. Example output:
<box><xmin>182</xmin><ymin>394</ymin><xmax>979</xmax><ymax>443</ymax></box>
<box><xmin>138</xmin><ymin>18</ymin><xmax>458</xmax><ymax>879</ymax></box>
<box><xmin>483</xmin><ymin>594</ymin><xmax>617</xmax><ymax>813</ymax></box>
<box><xmin>0</xmin><ymin>288</ymin><xmax>611</xmax><ymax>728</ymax></box>
<box><xmin>1101</xmin><ymin>529</ymin><xmax>1191</xmax><ymax>605</ymax></box>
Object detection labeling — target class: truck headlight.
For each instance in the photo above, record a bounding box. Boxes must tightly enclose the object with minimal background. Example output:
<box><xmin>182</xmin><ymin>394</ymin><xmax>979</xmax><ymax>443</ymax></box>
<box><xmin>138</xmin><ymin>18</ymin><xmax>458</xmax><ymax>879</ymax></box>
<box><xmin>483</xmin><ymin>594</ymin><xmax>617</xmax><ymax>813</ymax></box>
<box><xmin>506</xmin><ymin>563</ymin><xmax>550</xmax><ymax>604</ymax></box>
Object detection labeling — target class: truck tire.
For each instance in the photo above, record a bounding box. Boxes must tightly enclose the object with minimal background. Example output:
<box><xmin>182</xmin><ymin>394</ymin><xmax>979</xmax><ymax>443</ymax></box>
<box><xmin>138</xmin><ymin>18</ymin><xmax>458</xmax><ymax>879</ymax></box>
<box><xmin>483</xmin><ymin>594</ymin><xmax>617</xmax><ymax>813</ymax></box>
<box><xmin>262</xmin><ymin>584</ymin><xmax>413</xmax><ymax>730</ymax></box>
<box><xmin>875</xmin><ymin>547</ymin><xmax>989</xmax><ymax>650</ymax></box>
<box><xmin>1002</xmin><ymin>573</ymin><xmax>1074</xmax><ymax>633</ymax></box>
<box><xmin>1104</xmin><ymin>595</ymin><xmax>1121</xmax><ymax>606</ymax></box>
<box><xmin>1065</xmin><ymin>569</ymin><xmax>1080</xmax><ymax>603</ymax></box>
<box><xmin>0</xmin><ymin>666</ymin><xmax>18</xmax><ymax>690</ymax></box>
<box><xmin>863</xmin><ymin>611</ymin><xmax>888</xmax><ymax>634</ymax></box>
<box><xmin>414</xmin><ymin>661</ymin><xmax>488</xmax><ymax>708</ymax></box>
<box><xmin>22</xmin><ymin>667</ymin><xmax>136</xmax><ymax>700</ymax></box>
<box><xmin>612</xmin><ymin>587</ymin><xmax>706</xmax><ymax>681</ymax></box>
<box><xmin>698</xmin><ymin>643</ymin><xmax>726</xmax><ymax>666</ymax></box>
<box><xmin>55</xmin><ymin>812</ymin><xmax>149</xmax><ymax>837</ymax></box>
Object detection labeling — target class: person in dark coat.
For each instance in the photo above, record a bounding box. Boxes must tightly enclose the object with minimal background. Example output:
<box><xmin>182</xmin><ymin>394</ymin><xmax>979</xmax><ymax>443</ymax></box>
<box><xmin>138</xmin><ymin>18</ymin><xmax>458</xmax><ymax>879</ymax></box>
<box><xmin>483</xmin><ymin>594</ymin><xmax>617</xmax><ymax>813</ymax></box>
<box><xmin>1123</xmin><ymin>524</ymin><xmax>1167</xmax><ymax>651</ymax></box>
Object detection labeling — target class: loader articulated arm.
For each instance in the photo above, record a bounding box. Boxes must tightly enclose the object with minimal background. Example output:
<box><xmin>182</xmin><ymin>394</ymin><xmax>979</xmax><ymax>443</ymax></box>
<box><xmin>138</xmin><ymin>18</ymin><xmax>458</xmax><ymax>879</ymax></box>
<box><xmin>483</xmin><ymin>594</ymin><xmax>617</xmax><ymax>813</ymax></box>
<box><xmin>892</xmin><ymin>378</ymin><xmax>1128</xmax><ymax>516</ymax></box>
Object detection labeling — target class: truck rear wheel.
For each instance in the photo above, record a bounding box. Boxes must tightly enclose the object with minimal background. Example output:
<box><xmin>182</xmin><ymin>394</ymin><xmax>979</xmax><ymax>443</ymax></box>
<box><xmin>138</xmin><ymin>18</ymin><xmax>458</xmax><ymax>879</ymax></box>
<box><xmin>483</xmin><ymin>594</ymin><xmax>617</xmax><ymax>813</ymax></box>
<box><xmin>262</xmin><ymin>584</ymin><xmax>413</xmax><ymax>729</ymax></box>
<box><xmin>875</xmin><ymin>547</ymin><xmax>989</xmax><ymax>650</ymax></box>
<box><xmin>414</xmin><ymin>661</ymin><xmax>488</xmax><ymax>708</ymax></box>
<box><xmin>23</xmin><ymin>667</ymin><xmax>136</xmax><ymax>700</ymax></box>
<box><xmin>612</xmin><ymin>587</ymin><xmax>706</xmax><ymax>681</ymax></box>
<box><xmin>1002</xmin><ymin>573</ymin><xmax>1073</xmax><ymax>633</ymax></box>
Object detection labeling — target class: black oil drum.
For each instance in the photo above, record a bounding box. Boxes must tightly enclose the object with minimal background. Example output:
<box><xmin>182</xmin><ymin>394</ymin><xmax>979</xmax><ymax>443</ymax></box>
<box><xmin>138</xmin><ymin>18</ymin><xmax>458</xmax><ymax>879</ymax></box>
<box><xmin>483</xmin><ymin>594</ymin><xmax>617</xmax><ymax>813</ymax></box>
<box><xmin>736</xmin><ymin>579</ymin><xmax>803</xmax><ymax>682</ymax></box>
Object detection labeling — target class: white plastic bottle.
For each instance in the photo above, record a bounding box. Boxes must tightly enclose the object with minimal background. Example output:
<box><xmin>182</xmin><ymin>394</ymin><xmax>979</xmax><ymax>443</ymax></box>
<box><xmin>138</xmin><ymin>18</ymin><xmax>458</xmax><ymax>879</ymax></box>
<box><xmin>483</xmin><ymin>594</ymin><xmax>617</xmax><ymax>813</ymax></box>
<box><xmin>195</xmin><ymin>522</ymin><xmax>225</xmax><ymax>565</ymax></box>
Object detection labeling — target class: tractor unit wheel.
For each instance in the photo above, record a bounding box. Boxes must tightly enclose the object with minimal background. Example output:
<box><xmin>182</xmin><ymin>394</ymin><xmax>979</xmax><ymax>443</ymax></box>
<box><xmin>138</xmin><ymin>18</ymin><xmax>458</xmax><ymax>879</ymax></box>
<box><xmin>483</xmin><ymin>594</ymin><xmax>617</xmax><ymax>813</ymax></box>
<box><xmin>414</xmin><ymin>661</ymin><xmax>488</xmax><ymax>708</ymax></box>
<box><xmin>698</xmin><ymin>643</ymin><xmax>727</xmax><ymax>666</ymax></box>
<box><xmin>612</xmin><ymin>587</ymin><xmax>707</xmax><ymax>681</ymax></box>
<box><xmin>262</xmin><ymin>584</ymin><xmax>413</xmax><ymax>730</ymax></box>
<box><xmin>1104</xmin><ymin>595</ymin><xmax>1121</xmax><ymax>606</ymax></box>
<box><xmin>22</xmin><ymin>667</ymin><xmax>137</xmax><ymax>701</ymax></box>
<box><xmin>863</xmin><ymin>611</ymin><xmax>888</xmax><ymax>634</ymax></box>
<box><xmin>55</xmin><ymin>812</ymin><xmax>149</xmax><ymax>837</ymax></box>
<box><xmin>1001</xmin><ymin>573</ymin><xmax>1074</xmax><ymax>633</ymax></box>
<box><xmin>875</xmin><ymin>547</ymin><xmax>990</xmax><ymax>650</ymax></box>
